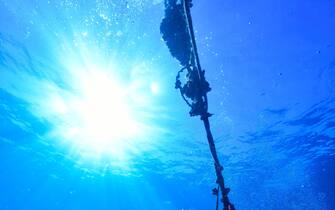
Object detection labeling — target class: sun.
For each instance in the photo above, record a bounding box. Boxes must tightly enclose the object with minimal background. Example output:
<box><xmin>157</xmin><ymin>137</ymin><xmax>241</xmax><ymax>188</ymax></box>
<box><xmin>47</xmin><ymin>61</ymin><xmax>160</xmax><ymax>165</ymax></box>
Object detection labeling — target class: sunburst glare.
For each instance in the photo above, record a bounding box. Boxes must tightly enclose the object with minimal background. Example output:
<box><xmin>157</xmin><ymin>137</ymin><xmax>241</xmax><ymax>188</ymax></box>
<box><xmin>44</xmin><ymin>49</ymin><xmax>163</xmax><ymax>167</ymax></box>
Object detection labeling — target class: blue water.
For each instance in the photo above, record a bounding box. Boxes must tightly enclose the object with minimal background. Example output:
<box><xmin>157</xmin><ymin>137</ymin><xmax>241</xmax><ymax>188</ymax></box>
<box><xmin>1</xmin><ymin>0</ymin><xmax>335</xmax><ymax>209</ymax></box>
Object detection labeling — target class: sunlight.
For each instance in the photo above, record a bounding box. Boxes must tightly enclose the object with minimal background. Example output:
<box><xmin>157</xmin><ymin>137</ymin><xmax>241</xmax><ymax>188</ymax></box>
<box><xmin>150</xmin><ymin>82</ymin><xmax>160</xmax><ymax>95</ymax></box>
<box><xmin>47</xmin><ymin>58</ymin><xmax>162</xmax><ymax>165</ymax></box>
<box><xmin>63</xmin><ymin>72</ymin><xmax>140</xmax><ymax>156</ymax></box>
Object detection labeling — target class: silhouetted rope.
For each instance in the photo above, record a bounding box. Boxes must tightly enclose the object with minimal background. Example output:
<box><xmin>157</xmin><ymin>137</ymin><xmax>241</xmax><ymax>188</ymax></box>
<box><xmin>161</xmin><ymin>0</ymin><xmax>236</xmax><ymax>209</ymax></box>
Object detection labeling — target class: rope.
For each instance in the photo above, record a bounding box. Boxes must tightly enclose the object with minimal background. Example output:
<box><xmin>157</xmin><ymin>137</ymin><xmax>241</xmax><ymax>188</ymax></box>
<box><xmin>162</xmin><ymin>0</ymin><xmax>235</xmax><ymax>209</ymax></box>
<box><xmin>213</xmin><ymin>185</ymin><xmax>220</xmax><ymax>210</ymax></box>
<box><xmin>202</xmin><ymin>116</ymin><xmax>235</xmax><ymax>210</ymax></box>
<box><xmin>179</xmin><ymin>1</ymin><xmax>236</xmax><ymax>209</ymax></box>
<box><xmin>175</xmin><ymin>66</ymin><xmax>193</xmax><ymax>108</ymax></box>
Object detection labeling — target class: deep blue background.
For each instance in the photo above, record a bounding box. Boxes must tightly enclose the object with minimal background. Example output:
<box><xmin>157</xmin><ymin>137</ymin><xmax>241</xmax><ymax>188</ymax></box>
<box><xmin>0</xmin><ymin>0</ymin><xmax>335</xmax><ymax>209</ymax></box>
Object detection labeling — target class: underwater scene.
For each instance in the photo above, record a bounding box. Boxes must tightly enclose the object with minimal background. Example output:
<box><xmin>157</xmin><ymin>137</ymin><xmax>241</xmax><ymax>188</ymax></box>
<box><xmin>0</xmin><ymin>0</ymin><xmax>335</xmax><ymax>209</ymax></box>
